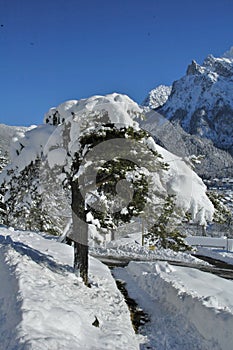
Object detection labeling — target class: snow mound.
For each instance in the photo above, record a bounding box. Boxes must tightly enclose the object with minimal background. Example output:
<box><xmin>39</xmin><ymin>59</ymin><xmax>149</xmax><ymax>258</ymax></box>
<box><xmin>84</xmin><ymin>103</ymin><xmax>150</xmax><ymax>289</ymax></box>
<box><xmin>115</xmin><ymin>261</ymin><xmax>233</xmax><ymax>350</ymax></box>
<box><xmin>44</xmin><ymin>93</ymin><xmax>143</xmax><ymax>128</ymax></box>
<box><xmin>0</xmin><ymin>227</ymin><xmax>139</xmax><ymax>350</ymax></box>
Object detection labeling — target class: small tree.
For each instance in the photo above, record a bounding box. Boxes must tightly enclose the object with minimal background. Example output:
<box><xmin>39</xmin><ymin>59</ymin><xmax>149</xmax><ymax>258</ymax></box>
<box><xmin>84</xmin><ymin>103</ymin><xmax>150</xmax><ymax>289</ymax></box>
<box><xmin>207</xmin><ymin>190</ymin><xmax>233</xmax><ymax>236</ymax></box>
<box><xmin>145</xmin><ymin>194</ymin><xmax>192</xmax><ymax>251</ymax></box>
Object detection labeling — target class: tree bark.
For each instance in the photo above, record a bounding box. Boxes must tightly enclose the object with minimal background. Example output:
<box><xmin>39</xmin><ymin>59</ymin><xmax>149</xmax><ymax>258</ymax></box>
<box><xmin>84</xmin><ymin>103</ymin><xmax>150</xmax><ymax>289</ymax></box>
<box><xmin>74</xmin><ymin>241</ymin><xmax>88</xmax><ymax>285</ymax></box>
<box><xmin>71</xmin><ymin>179</ymin><xmax>89</xmax><ymax>285</ymax></box>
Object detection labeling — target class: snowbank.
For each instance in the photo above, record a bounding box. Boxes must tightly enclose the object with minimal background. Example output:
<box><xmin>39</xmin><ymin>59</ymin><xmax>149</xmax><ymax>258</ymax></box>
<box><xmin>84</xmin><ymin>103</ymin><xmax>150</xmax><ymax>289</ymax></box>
<box><xmin>90</xmin><ymin>233</ymin><xmax>207</xmax><ymax>265</ymax></box>
<box><xmin>115</xmin><ymin>261</ymin><xmax>233</xmax><ymax>350</ymax></box>
<box><xmin>0</xmin><ymin>227</ymin><xmax>139</xmax><ymax>350</ymax></box>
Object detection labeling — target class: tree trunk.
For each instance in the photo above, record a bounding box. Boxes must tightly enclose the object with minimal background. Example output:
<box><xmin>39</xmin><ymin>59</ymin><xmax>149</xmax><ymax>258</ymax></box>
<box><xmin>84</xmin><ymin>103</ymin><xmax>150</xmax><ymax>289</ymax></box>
<box><xmin>74</xmin><ymin>241</ymin><xmax>88</xmax><ymax>285</ymax></box>
<box><xmin>71</xmin><ymin>179</ymin><xmax>89</xmax><ymax>285</ymax></box>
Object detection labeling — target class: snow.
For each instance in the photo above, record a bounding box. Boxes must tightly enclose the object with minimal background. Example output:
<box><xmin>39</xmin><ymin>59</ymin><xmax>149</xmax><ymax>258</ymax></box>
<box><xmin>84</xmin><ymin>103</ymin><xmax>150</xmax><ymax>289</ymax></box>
<box><xmin>0</xmin><ymin>226</ymin><xmax>138</xmax><ymax>350</ymax></box>
<box><xmin>154</xmin><ymin>49</ymin><xmax>233</xmax><ymax>151</ymax></box>
<box><xmin>90</xmin><ymin>233</ymin><xmax>208</xmax><ymax>265</ymax></box>
<box><xmin>4</xmin><ymin>124</ymin><xmax>56</xmax><ymax>176</ymax></box>
<box><xmin>44</xmin><ymin>93</ymin><xmax>142</xmax><ymax>129</ymax></box>
<box><xmin>1</xmin><ymin>225</ymin><xmax>233</xmax><ymax>349</ymax></box>
<box><xmin>142</xmin><ymin>85</ymin><xmax>172</xmax><ymax>109</ymax></box>
<box><xmin>44</xmin><ymin>94</ymin><xmax>214</xmax><ymax>227</ymax></box>
<box><xmin>153</xmin><ymin>144</ymin><xmax>214</xmax><ymax>225</ymax></box>
<box><xmin>0</xmin><ymin>92</ymin><xmax>214</xmax><ymax>235</ymax></box>
<box><xmin>47</xmin><ymin>147</ymin><xmax>67</xmax><ymax>168</ymax></box>
<box><xmin>186</xmin><ymin>235</ymin><xmax>233</xmax><ymax>252</ymax></box>
<box><xmin>114</xmin><ymin>261</ymin><xmax>233</xmax><ymax>349</ymax></box>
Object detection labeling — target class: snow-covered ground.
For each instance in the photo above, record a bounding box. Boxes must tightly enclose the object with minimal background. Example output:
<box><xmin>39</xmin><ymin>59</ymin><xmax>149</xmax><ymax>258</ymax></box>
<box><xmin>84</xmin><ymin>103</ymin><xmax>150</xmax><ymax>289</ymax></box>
<box><xmin>114</xmin><ymin>261</ymin><xmax>233</xmax><ymax>350</ymax></box>
<box><xmin>1</xmin><ymin>226</ymin><xmax>233</xmax><ymax>349</ymax></box>
<box><xmin>90</xmin><ymin>234</ymin><xmax>208</xmax><ymax>265</ymax></box>
<box><xmin>0</xmin><ymin>226</ymin><xmax>138</xmax><ymax>350</ymax></box>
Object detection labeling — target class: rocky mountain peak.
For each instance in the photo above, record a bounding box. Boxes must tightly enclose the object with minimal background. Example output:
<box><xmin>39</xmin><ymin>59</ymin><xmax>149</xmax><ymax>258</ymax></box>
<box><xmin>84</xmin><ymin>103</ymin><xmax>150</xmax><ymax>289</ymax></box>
<box><xmin>203</xmin><ymin>53</ymin><xmax>233</xmax><ymax>78</ymax></box>
<box><xmin>186</xmin><ymin>60</ymin><xmax>205</xmax><ymax>75</ymax></box>
<box><xmin>155</xmin><ymin>49</ymin><xmax>233</xmax><ymax>155</ymax></box>
<box><xmin>142</xmin><ymin>48</ymin><xmax>233</xmax><ymax>178</ymax></box>
<box><xmin>142</xmin><ymin>85</ymin><xmax>172</xmax><ymax>110</ymax></box>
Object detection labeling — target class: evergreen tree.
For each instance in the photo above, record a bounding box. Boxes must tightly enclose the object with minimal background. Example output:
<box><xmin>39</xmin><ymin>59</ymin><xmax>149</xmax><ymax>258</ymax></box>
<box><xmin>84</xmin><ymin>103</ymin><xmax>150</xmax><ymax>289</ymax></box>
<box><xmin>0</xmin><ymin>150</ymin><xmax>8</xmax><ymax>171</ymax></box>
<box><xmin>3</xmin><ymin>156</ymin><xmax>70</xmax><ymax>234</ymax></box>
<box><xmin>69</xmin><ymin>124</ymin><xmax>168</xmax><ymax>284</ymax></box>
<box><xmin>0</xmin><ymin>150</ymin><xmax>8</xmax><ymax>224</ymax></box>
<box><xmin>207</xmin><ymin>190</ymin><xmax>233</xmax><ymax>236</ymax></box>
<box><xmin>0</xmin><ymin>94</ymin><xmax>213</xmax><ymax>286</ymax></box>
<box><xmin>145</xmin><ymin>194</ymin><xmax>192</xmax><ymax>251</ymax></box>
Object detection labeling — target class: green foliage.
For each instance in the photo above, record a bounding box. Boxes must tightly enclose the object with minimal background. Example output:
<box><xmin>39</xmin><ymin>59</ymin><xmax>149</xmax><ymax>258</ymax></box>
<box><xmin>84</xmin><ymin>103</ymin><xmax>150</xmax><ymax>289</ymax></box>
<box><xmin>76</xmin><ymin>124</ymin><xmax>167</xmax><ymax>231</ymax></box>
<box><xmin>145</xmin><ymin>195</ymin><xmax>192</xmax><ymax>252</ymax></box>
<box><xmin>207</xmin><ymin>190</ymin><xmax>232</xmax><ymax>225</ymax></box>
<box><xmin>4</xmin><ymin>157</ymin><xmax>69</xmax><ymax>235</ymax></box>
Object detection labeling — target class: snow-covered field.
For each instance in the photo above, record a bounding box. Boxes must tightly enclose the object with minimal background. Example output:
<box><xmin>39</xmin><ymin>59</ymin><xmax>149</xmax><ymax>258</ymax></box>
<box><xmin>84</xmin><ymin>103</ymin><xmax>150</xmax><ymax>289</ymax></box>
<box><xmin>1</xmin><ymin>226</ymin><xmax>233</xmax><ymax>350</ymax></box>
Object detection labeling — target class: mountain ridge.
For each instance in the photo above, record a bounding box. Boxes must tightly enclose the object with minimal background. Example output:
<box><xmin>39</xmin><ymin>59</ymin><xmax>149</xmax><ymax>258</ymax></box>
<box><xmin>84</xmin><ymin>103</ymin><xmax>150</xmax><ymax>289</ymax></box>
<box><xmin>142</xmin><ymin>48</ymin><xmax>233</xmax><ymax>178</ymax></box>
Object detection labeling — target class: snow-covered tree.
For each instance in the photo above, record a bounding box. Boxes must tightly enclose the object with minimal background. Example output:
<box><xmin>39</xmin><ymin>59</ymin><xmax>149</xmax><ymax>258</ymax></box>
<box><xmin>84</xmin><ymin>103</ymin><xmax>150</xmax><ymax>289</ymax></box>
<box><xmin>145</xmin><ymin>194</ymin><xmax>192</xmax><ymax>251</ymax></box>
<box><xmin>68</xmin><ymin>124</ymin><xmax>169</xmax><ymax>283</ymax></box>
<box><xmin>0</xmin><ymin>93</ymin><xmax>215</xmax><ymax>285</ymax></box>
<box><xmin>0</xmin><ymin>150</ymin><xmax>8</xmax><ymax>171</ymax></box>
<box><xmin>207</xmin><ymin>190</ymin><xmax>233</xmax><ymax>237</ymax></box>
<box><xmin>0</xmin><ymin>150</ymin><xmax>8</xmax><ymax>224</ymax></box>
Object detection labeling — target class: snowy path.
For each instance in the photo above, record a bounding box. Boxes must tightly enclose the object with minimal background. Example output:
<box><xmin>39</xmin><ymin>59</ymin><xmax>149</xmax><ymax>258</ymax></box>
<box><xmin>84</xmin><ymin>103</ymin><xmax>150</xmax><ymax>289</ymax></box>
<box><xmin>0</xmin><ymin>228</ymin><xmax>139</xmax><ymax>350</ymax></box>
<box><xmin>114</xmin><ymin>262</ymin><xmax>233</xmax><ymax>350</ymax></box>
<box><xmin>0</xmin><ymin>242</ymin><xmax>23</xmax><ymax>349</ymax></box>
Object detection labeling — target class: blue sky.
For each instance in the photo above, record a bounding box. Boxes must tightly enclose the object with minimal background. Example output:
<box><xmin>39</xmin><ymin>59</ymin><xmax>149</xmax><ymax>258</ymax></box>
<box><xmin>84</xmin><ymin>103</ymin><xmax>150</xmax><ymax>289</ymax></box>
<box><xmin>0</xmin><ymin>0</ymin><xmax>233</xmax><ymax>126</ymax></box>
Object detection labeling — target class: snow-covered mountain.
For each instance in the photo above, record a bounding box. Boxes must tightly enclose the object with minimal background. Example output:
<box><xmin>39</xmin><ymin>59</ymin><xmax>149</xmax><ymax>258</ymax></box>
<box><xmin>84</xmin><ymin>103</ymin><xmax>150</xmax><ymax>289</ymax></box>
<box><xmin>141</xmin><ymin>110</ymin><xmax>233</xmax><ymax>179</ymax></box>
<box><xmin>159</xmin><ymin>48</ymin><xmax>233</xmax><ymax>154</ymax></box>
<box><xmin>142</xmin><ymin>47</ymin><xmax>233</xmax><ymax>178</ymax></box>
<box><xmin>142</xmin><ymin>85</ymin><xmax>172</xmax><ymax>110</ymax></box>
